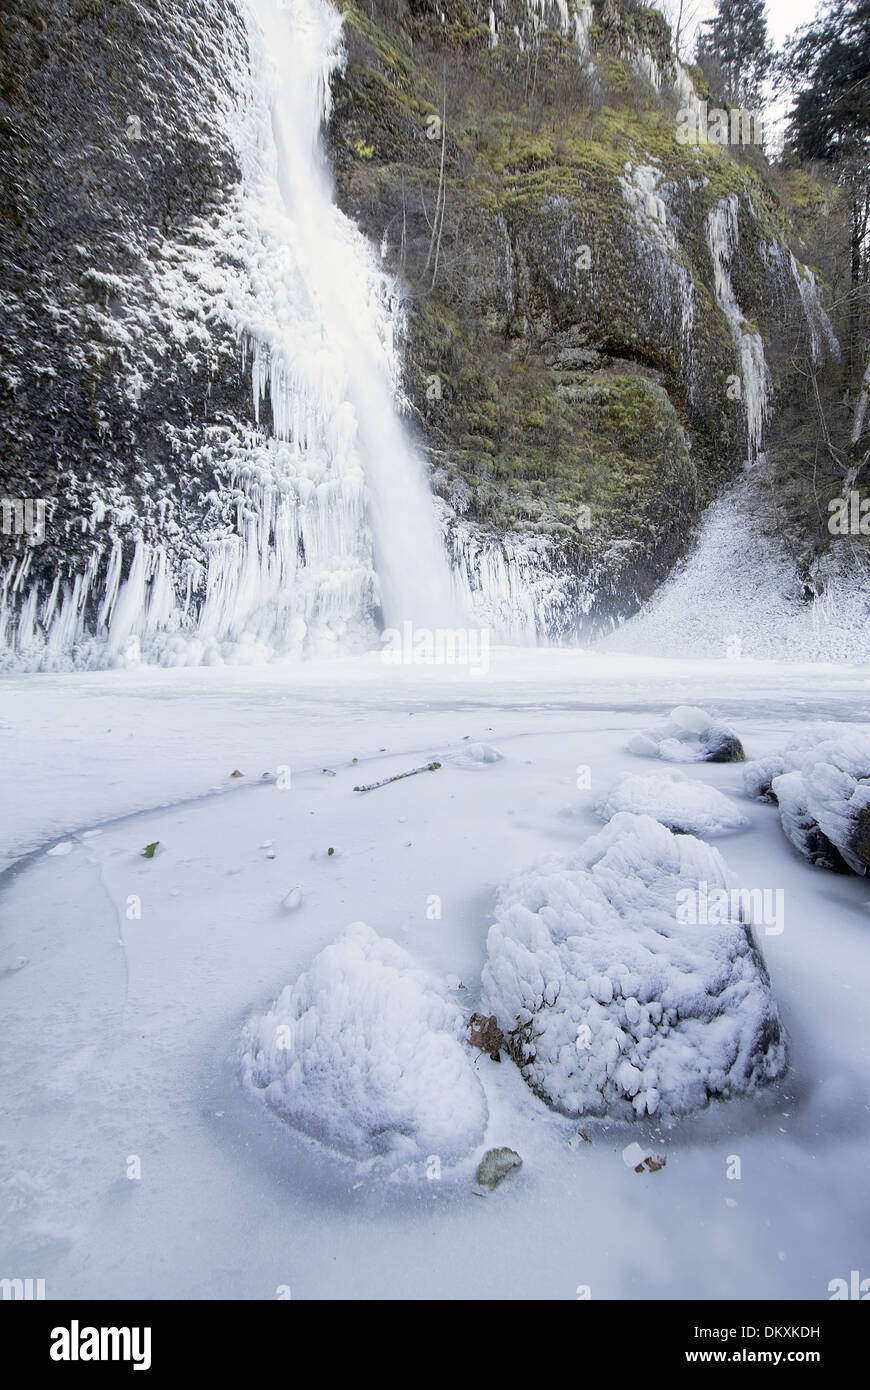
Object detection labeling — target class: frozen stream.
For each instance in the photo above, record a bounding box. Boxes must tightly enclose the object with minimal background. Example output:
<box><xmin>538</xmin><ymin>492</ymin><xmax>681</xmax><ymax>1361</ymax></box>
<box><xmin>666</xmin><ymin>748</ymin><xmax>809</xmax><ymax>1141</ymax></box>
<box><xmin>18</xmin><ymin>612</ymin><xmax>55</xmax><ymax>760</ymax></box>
<box><xmin>0</xmin><ymin>652</ymin><xmax>868</xmax><ymax>1299</ymax></box>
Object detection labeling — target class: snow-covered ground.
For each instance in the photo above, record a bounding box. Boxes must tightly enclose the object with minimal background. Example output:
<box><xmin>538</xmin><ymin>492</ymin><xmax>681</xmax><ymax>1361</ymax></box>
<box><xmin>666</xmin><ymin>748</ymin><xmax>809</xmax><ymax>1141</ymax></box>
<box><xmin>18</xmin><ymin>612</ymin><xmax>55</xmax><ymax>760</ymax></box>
<box><xmin>601</xmin><ymin>472</ymin><xmax>870</xmax><ymax>665</ymax></box>
<box><xmin>1</xmin><ymin>649</ymin><xmax>868</xmax><ymax>1299</ymax></box>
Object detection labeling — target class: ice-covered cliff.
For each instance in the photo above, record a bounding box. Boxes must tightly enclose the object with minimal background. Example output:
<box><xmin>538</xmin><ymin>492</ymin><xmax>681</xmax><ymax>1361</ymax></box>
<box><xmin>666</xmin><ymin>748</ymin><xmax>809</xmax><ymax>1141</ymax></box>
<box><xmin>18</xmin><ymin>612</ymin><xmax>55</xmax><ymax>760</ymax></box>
<box><xmin>0</xmin><ymin>0</ymin><xmax>853</xmax><ymax>666</ymax></box>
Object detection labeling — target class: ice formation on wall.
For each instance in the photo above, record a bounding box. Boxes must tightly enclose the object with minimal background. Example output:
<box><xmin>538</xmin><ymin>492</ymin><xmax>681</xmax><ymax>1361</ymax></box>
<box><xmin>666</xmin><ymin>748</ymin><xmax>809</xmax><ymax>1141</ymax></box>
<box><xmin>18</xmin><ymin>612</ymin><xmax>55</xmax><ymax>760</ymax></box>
<box><xmin>706</xmin><ymin>196</ymin><xmax>770</xmax><ymax>462</ymax></box>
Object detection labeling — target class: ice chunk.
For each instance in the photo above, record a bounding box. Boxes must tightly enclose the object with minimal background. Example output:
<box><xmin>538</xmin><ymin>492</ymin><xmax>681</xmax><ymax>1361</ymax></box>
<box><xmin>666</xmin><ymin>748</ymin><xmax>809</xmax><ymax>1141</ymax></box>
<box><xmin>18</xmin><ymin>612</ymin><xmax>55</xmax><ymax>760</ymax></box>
<box><xmin>445</xmin><ymin>741</ymin><xmax>505</xmax><ymax>770</ymax></box>
<box><xmin>241</xmin><ymin>923</ymin><xmax>488</xmax><ymax>1166</ymax></box>
<box><xmin>627</xmin><ymin>706</ymin><xmax>745</xmax><ymax>763</ymax></box>
<box><xmin>622</xmin><ymin>1141</ymin><xmax>665</xmax><ymax>1172</ymax></box>
<box><xmin>465</xmin><ymin>742</ymin><xmax>503</xmax><ymax>764</ymax></box>
<box><xmin>596</xmin><ymin>772</ymin><xmax>749</xmax><ymax>834</ymax></box>
<box><xmin>481</xmin><ymin>813</ymin><xmax>785</xmax><ymax>1122</ymax></box>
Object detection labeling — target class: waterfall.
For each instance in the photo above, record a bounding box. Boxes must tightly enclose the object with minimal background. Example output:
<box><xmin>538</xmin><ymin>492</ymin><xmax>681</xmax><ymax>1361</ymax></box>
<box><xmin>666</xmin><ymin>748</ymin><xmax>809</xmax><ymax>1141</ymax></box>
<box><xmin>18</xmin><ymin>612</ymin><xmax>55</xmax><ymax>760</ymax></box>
<box><xmin>0</xmin><ymin>0</ymin><xmax>458</xmax><ymax>670</ymax></box>
<box><xmin>706</xmin><ymin>197</ymin><xmax>770</xmax><ymax>463</ymax></box>
<box><xmin>788</xmin><ymin>253</ymin><xmax>840</xmax><ymax>366</ymax></box>
<box><xmin>242</xmin><ymin>0</ymin><xmax>458</xmax><ymax>638</ymax></box>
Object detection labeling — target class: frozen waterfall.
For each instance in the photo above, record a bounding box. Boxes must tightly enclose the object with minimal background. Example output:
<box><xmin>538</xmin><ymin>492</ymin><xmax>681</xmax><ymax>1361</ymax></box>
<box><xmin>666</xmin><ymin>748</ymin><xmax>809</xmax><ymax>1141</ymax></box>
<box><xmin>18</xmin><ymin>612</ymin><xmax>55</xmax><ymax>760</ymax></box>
<box><xmin>242</xmin><ymin>0</ymin><xmax>459</xmax><ymax>640</ymax></box>
<box><xmin>0</xmin><ymin>0</ymin><xmax>460</xmax><ymax>669</ymax></box>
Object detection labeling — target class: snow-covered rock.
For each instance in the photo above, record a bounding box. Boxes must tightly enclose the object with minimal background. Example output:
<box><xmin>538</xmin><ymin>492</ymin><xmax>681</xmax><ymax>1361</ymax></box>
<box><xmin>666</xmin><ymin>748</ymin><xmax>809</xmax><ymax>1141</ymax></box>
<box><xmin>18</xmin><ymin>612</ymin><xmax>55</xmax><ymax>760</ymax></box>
<box><xmin>595</xmin><ymin>772</ymin><xmax>749</xmax><ymax>834</ymax></box>
<box><xmin>743</xmin><ymin>756</ymin><xmax>786</xmax><ymax>803</ymax></box>
<box><xmin>241</xmin><ymin>922</ymin><xmax>488</xmax><ymax>1166</ymax></box>
<box><xmin>745</xmin><ymin>728</ymin><xmax>870</xmax><ymax>874</ymax></box>
<box><xmin>744</xmin><ymin>727</ymin><xmax>846</xmax><ymax>802</ymax></box>
<box><xmin>627</xmin><ymin>706</ymin><xmax>745</xmax><ymax>763</ymax></box>
<box><xmin>770</xmin><ymin>772</ymin><xmax>850</xmax><ymax>874</ymax></box>
<box><xmin>481</xmin><ymin>812</ymin><xmax>785</xmax><ymax>1121</ymax></box>
<box><xmin>444</xmin><ymin>741</ymin><xmax>505</xmax><ymax>770</ymax></box>
<box><xmin>464</xmin><ymin>742</ymin><xmax>504</xmax><ymax>764</ymax></box>
<box><xmin>804</xmin><ymin>743</ymin><xmax>870</xmax><ymax>875</ymax></box>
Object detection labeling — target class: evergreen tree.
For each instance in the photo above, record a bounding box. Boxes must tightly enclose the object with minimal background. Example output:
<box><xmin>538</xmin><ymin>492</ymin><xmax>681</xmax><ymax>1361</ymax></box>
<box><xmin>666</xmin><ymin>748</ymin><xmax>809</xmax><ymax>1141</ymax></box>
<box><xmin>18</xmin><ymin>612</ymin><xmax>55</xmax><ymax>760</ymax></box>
<box><xmin>782</xmin><ymin>0</ymin><xmax>869</xmax><ymax>166</ymax></box>
<box><xmin>781</xmin><ymin>0</ymin><xmax>870</xmax><ymax>375</ymax></box>
<box><xmin>696</xmin><ymin>0</ymin><xmax>773</xmax><ymax>110</ymax></box>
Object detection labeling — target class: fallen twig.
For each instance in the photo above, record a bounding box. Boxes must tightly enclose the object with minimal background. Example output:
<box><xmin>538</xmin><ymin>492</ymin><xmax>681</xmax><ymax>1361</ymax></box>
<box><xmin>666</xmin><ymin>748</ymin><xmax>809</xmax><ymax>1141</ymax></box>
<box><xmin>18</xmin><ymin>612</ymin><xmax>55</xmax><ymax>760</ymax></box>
<box><xmin>353</xmin><ymin>761</ymin><xmax>441</xmax><ymax>793</ymax></box>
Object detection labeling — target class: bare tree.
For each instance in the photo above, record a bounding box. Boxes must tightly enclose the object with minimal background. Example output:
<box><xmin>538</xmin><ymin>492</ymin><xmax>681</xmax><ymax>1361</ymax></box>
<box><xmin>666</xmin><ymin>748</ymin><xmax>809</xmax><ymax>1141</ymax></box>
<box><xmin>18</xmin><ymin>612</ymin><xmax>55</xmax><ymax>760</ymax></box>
<box><xmin>650</xmin><ymin>0</ymin><xmax>704</xmax><ymax>61</ymax></box>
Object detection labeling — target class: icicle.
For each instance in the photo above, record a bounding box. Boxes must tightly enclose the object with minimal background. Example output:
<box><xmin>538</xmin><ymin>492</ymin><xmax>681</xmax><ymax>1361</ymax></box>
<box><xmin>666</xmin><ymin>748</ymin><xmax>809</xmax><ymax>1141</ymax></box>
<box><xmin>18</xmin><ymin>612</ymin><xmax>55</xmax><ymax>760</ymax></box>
<box><xmin>789</xmin><ymin>252</ymin><xmax>840</xmax><ymax>365</ymax></box>
<box><xmin>706</xmin><ymin>197</ymin><xmax>770</xmax><ymax>463</ymax></box>
<box><xmin>621</xmin><ymin>164</ymin><xmax>696</xmax><ymax>373</ymax></box>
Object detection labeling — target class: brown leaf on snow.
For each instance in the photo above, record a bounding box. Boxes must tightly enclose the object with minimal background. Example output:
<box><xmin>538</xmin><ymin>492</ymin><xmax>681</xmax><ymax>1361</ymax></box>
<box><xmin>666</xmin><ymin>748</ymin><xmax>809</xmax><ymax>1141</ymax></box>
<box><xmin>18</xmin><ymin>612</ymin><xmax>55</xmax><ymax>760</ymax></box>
<box><xmin>467</xmin><ymin>1012</ymin><xmax>504</xmax><ymax>1061</ymax></box>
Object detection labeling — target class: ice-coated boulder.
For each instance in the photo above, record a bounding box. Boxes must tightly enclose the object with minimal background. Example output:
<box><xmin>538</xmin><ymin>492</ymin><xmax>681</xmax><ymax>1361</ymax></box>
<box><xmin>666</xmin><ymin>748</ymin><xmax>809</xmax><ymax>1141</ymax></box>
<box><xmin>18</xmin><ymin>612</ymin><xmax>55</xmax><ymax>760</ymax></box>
<box><xmin>744</xmin><ymin>728</ymin><xmax>870</xmax><ymax>874</ymax></box>
<box><xmin>627</xmin><ymin>706</ymin><xmax>745</xmax><ymax>763</ymax></box>
<box><xmin>241</xmin><ymin>923</ymin><xmax>488</xmax><ymax>1166</ymax></box>
<box><xmin>743</xmin><ymin>756</ymin><xmax>787</xmax><ymax>803</ymax></box>
<box><xmin>743</xmin><ymin>726</ymin><xmax>843</xmax><ymax>803</ymax></box>
<box><xmin>804</xmin><ymin>742</ymin><xmax>870</xmax><ymax>874</ymax></box>
<box><xmin>770</xmin><ymin>772</ymin><xmax>851</xmax><ymax>873</ymax></box>
<box><xmin>482</xmin><ymin>813</ymin><xmax>786</xmax><ymax>1122</ymax></box>
<box><xmin>595</xmin><ymin>772</ymin><xmax>749</xmax><ymax>835</ymax></box>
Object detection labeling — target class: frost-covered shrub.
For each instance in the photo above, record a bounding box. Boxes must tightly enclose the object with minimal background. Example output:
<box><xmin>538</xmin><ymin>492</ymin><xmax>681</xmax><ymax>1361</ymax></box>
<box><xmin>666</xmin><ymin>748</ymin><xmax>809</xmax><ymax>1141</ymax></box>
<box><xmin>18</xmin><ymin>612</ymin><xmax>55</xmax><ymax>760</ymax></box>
<box><xmin>482</xmin><ymin>813</ymin><xmax>785</xmax><ymax>1121</ymax></box>
<box><xmin>241</xmin><ymin>923</ymin><xmax>488</xmax><ymax>1165</ymax></box>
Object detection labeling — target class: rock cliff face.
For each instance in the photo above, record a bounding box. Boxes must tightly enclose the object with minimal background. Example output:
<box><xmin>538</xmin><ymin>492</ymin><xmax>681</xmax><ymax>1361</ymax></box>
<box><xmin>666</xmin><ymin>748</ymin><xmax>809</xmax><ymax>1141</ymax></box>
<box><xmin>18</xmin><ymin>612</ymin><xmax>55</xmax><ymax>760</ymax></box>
<box><xmin>0</xmin><ymin>0</ymin><xmax>843</xmax><ymax>666</ymax></box>
<box><xmin>326</xmin><ymin>0</ymin><xmax>841</xmax><ymax>635</ymax></box>
<box><xmin>0</xmin><ymin>0</ymin><xmax>259</xmax><ymax>665</ymax></box>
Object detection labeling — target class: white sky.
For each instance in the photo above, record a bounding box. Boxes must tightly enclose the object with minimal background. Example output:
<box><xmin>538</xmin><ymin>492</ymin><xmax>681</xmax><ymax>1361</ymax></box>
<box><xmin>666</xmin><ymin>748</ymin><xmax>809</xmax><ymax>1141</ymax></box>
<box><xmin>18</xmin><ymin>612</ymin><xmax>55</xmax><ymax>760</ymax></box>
<box><xmin>692</xmin><ymin>0</ymin><xmax>822</xmax><ymax>48</ymax></box>
<box><xmin>764</xmin><ymin>0</ymin><xmax>822</xmax><ymax>45</ymax></box>
<box><xmin>684</xmin><ymin>0</ymin><xmax>827</xmax><ymax>146</ymax></box>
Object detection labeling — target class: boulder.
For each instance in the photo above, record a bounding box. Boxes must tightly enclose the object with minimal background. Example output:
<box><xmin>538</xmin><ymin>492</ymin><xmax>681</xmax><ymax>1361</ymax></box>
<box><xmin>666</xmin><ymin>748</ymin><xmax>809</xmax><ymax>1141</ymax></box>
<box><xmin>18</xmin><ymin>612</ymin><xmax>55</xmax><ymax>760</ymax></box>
<box><xmin>627</xmin><ymin>706</ymin><xmax>745</xmax><ymax>763</ymax></box>
<box><xmin>482</xmin><ymin>813</ymin><xmax>786</xmax><ymax>1122</ymax></box>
